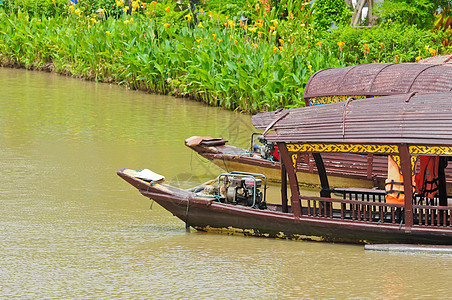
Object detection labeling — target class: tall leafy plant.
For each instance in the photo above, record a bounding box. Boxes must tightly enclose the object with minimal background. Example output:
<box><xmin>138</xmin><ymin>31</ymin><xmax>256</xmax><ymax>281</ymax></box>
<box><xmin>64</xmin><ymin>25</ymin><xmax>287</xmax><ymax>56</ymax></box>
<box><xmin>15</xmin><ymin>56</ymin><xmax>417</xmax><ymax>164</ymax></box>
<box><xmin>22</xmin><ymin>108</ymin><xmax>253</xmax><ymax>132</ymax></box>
<box><xmin>312</xmin><ymin>0</ymin><xmax>352</xmax><ymax>31</ymax></box>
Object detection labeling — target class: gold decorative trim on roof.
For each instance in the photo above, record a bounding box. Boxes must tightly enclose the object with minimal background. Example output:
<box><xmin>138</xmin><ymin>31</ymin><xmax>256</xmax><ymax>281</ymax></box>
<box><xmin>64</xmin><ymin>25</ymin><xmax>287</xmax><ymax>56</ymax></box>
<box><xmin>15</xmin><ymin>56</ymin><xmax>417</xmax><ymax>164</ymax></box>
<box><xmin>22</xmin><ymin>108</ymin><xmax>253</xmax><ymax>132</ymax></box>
<box><xmin>287</xmin><ymin>143</ymin><xmax>399</xmax><ymax>155</ymax></box>
<box><xmin>308</xmin><ymin>95</ymin><xmax>367</xmax><ymax>106</ymax></box>
<box><xmin>409</xmin><ymin>146</ymin><xmax>452</xmax><ymax>155</ymax></box>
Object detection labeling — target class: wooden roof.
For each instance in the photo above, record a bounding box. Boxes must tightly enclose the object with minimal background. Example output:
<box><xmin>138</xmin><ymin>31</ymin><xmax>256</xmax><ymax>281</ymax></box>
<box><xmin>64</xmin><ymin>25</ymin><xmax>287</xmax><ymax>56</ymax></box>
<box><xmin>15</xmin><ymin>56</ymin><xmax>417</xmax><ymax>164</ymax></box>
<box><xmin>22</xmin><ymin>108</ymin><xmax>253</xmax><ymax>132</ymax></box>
<box><xmin>419</xmin><ymin>55</ymin><xmax>452</xmax><ymax>65</ymax></box>
<box><xmin>252</xmin><ymin>92</ymin><xmax>452</xmax><ymax>147</ymax></box>
<box><xmin>303</xmin><ymin>63</ymin><xmax>452</xmax><ymax>99</ymax></box>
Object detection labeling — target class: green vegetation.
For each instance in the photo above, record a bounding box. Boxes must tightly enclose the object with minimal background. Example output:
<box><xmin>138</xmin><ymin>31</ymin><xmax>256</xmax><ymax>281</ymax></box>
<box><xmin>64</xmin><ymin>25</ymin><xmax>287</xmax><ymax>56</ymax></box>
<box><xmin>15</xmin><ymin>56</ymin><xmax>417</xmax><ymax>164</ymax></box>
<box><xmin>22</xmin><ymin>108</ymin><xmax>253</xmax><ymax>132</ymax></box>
<box><xmin>0</xmin><ymin>0</ymin><xmax>450</xmax><ymax>112</ymax></box>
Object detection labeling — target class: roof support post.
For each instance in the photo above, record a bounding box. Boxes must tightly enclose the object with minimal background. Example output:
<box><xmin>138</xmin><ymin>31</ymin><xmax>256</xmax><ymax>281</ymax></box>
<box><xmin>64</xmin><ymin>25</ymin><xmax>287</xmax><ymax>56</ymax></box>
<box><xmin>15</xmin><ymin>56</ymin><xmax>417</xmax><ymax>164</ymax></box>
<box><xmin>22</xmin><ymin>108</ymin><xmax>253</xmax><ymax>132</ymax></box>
<box><xmin>399</xmin><ymin>144</ymin><xmax>413</xmax><ymax>229</ymax></box>
<box><xmin>312</xmin><ymin>153</ymin><xmax>331</xmax><ymax>198</ymax></box>
<box><xmin>278</xmin><ymin>143</ymin><xmax>302</xmax><ymax>217</ymax></box>
<box><xmin>438</xmin><ymin>156</ymin><xmax>448</xmax><ymax>207</ymax></box>
<box><xmin>281</xmin><ymin>159</ymin><xmax>289</xmax><ymax>213</ymax></box>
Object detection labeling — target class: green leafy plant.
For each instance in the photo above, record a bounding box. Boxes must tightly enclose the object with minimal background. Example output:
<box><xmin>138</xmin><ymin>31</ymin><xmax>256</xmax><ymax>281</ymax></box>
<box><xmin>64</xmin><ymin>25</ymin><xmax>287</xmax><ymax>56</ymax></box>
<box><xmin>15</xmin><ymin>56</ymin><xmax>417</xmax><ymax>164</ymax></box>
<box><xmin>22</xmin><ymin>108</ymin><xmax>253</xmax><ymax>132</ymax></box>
<box><xmin>312</xmin><ymin>0</ymin><xmax>352</xmax><ymax>31</ymax></box>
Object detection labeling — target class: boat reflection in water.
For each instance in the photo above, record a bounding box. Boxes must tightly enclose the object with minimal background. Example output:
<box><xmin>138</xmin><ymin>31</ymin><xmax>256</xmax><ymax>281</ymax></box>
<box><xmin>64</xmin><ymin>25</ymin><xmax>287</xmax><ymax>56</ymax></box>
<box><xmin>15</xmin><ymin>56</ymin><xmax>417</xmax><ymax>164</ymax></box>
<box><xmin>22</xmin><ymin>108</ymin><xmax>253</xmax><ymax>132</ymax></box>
<box><xmin>119</xmin><ymin>92</ymin><xmax>452</xmax><ymax>245</ymax></box>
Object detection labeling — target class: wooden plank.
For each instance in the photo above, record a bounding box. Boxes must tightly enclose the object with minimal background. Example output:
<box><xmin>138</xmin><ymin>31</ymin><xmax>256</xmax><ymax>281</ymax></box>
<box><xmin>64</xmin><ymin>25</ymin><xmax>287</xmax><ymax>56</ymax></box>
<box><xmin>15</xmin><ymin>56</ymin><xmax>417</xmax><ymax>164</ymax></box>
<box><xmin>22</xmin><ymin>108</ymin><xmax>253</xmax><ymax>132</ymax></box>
<box><xmin>365</xmin><ymin>244</ymin><xmax>452</xmax><ymax>253</ymax></box>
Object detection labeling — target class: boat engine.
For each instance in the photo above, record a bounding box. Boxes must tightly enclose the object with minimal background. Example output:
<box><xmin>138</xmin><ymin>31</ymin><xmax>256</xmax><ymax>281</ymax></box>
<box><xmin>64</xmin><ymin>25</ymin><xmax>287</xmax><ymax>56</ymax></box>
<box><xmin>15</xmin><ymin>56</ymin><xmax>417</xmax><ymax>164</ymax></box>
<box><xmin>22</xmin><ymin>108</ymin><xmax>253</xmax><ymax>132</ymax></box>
<box><xmin>219</xmin><ymin>172</ymin><xmax>267</xmax><ymax>209</ymax></box>
<box><xmin>257</xmin><ymin>136</ymin><xmax>275</xmax><ymax>160</ymax></box>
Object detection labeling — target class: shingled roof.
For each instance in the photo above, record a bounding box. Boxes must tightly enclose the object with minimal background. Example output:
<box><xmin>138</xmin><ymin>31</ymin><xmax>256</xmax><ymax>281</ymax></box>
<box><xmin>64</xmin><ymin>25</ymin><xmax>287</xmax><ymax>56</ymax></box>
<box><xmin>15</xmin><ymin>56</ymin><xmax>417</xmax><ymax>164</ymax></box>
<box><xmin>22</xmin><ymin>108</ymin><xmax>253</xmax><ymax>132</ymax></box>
<box><xmin>252</xmin><ymin>92</ymin><xmax>452</xmax><ymax>146</ymax></box>
<box><xmin>303</xmin><ymin>63</ymin><xmax>452</xmax><ymax>100</ymax></box>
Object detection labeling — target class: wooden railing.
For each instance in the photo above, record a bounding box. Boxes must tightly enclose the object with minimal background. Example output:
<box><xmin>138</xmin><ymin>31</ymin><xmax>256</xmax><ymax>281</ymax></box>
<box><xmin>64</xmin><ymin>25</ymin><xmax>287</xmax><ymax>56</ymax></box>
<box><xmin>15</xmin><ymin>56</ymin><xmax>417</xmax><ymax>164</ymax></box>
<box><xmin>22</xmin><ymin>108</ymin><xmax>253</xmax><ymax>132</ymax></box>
<box><xmin>413</xmin><ymin>205</ymin><xmax>452</xmax><ymax>227</ymax></box>
<box><xmin>299</xmin><ymin>190</ymin><xmax>452</xmax><ymax>228</ymax></box>
<box><xmin>299</xmin><ymin>195</ymin><xmax>403</xmax><ymax>224</ymax></box>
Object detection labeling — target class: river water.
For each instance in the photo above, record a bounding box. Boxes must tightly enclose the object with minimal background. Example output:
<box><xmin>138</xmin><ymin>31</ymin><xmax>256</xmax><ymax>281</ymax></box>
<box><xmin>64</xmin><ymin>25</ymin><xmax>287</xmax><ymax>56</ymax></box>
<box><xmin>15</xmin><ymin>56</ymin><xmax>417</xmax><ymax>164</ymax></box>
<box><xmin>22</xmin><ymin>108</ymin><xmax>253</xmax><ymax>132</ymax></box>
<box><xmin>0</xmin><ymin>67</ymin><xmax>451</xmax><ymax>298</ymax></box>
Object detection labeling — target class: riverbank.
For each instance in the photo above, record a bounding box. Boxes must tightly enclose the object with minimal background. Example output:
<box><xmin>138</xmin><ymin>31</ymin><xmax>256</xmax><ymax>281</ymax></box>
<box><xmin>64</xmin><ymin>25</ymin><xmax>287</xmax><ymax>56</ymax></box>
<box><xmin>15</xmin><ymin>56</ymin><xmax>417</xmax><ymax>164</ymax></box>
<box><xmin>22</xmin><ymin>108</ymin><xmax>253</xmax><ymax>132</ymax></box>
<box><xmin>0</xmin><ymin>2</ymin><xmax>449</xmax><ymax>113</ymax></box>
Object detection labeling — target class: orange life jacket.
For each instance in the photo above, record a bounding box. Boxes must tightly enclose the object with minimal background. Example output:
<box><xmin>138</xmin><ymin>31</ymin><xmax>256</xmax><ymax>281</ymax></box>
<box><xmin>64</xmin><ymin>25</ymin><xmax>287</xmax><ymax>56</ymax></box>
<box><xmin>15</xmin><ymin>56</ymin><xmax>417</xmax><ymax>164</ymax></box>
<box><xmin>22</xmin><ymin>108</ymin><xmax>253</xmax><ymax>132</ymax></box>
<box><xmin>414</xmin><ymin>155</ymin><xmax>439</xmax><ymax>199</ymax></box>
<box><xmin>385</xmin><ymin>156</ymin><xmax>405</xmax><ymax>204</ymax></box>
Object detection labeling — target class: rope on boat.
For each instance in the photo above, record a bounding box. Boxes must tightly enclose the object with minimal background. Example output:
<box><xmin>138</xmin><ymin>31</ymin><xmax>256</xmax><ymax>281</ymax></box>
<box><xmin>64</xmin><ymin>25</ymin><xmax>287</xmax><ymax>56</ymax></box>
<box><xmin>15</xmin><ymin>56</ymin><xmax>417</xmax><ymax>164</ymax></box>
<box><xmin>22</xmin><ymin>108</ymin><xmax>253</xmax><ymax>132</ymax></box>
<box><xmin>185</xmin><ymin>197</ymin><xmax>190</xmax><ymax>227</ymax></box>
<box><xmin>221</xmin><ymin>157</ymin><xmax>230</xmax><ymax>172</ymax></box>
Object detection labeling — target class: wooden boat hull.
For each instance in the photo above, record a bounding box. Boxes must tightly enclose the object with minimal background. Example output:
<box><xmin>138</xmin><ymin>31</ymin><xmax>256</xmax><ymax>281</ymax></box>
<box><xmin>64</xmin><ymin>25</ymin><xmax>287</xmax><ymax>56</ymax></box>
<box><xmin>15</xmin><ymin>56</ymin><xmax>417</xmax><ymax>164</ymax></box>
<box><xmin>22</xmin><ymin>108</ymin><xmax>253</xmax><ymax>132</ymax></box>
<box><xmin>208</xmin><ymin>157</ymin><xmax>377</xmax><ymax>189</ymax></box>
<box><xmin>188</xmin><ymin>141</ymin><xmax>387</xmax><ymax>188</ymax></box>
<box><xmin>118</xmin><ymin>168</ymin><xmax>452</xmax><ymax>245</ymax></box>
<box><xmin>188</xmin><ymin>142</ymin><xmax>452</xmax><ymax>196</ymax></box>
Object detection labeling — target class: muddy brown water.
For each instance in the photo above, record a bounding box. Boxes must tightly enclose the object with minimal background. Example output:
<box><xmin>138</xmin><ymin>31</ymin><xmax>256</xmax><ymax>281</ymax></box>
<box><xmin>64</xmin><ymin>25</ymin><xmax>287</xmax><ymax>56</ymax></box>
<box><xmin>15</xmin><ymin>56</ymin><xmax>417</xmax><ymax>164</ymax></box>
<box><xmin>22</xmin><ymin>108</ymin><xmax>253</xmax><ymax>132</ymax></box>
<box><xmin>0</xmin><ymin>67</ymin><xmax>451</xmax><ymax>298</ymax></box>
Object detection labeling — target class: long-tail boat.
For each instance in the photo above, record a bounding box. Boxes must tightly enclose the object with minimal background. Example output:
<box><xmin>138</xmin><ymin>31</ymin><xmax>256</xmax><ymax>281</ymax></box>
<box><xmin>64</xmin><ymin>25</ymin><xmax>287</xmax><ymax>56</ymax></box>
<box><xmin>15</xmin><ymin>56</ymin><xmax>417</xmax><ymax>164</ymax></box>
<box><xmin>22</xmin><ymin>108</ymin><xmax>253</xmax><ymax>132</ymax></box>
<box><xmin>187</xmin><ymin>63</ymin><xmax>452</xmax><ymax>189</ymax></box>
<box><xmin>118</xmin><ymin>93</ymin><xmax>452</xmax><ymax>244</ymax></box>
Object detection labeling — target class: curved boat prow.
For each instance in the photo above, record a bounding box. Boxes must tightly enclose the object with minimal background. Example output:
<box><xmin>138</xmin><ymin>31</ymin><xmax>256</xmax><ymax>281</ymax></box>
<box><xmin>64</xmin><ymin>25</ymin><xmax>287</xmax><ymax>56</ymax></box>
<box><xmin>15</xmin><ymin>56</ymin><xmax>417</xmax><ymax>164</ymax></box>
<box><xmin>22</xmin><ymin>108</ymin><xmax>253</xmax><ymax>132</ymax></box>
<box><xmin>117</xmin><ymin>168</ymin><xmax>172</xmax><ymax>195</ymax></box>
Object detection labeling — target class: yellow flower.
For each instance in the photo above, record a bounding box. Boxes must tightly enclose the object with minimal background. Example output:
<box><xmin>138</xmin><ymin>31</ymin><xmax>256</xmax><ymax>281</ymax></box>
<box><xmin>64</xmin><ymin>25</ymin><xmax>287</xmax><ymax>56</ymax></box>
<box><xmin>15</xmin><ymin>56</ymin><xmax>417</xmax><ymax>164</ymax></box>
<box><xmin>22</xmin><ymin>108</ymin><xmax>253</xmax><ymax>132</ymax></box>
<box><xmin>228</xmin><ymin>20</ymin><xmax>234</xmax><ymax>28</ymax></box>
<box><xmin>124</xmin><ymin>20</ymin><xmax>130</xmax><ymax>24</ymax></box>
<box><xmin>234</xmin><ymin>39</ymin><xmax>237</xmax><ymax>45</ymax></box>
<box><xmin>132</xmin><ymin>1</ymin><xmax>139</xmax><ymax>9</ymax></box>
<box><xmin>279</xmin><ymin>39</ymin><xmax>284</xmax><ymax>46</ymax></box>
<box><xmin>198</xmin><ymin>22</ymin><xmax>204</xmax><ymax>28</ymax></box>
<box><xmin>106</xmin><ymin>30</ymin><xmax>111</xmax><ymax>35</ymax></box>
<box><xmin>316</xmin><ymin>41</ymin><xmax>321</xmax><ymax>48</ymax></box>
<box><xmin>273</xmin><ymin>46</ymin><xmax>279</xmax><ymax>53</ymax></box>
<box><xmin>88</xmin><ymin>24</ymin><xmax>91</xmax><ymax>29</ymax></box>
<box><xmin>122</xmin><ymin>6</ymin><xmax>129</xmax><ymax>13</ymax></box>
<box><xmin>196</xmin><ymin>39</ymin><xmax>201</xmax><ymax>43</ymax></box>
<box><xmin>74</xmin><ymin>8</ymin><xmax>80</xmax><ymax>15</ymax></box>
<box><xmin>270</xmin><ymin>19</ymin><xmax>278</xmax><ymax>26</ymax></box>
<box><xmin>91</xmin><ymin>18</ymin><xmax>97</xmax><ymax>24</ymax></box>
<box><xmin>165</xmin><ymin>6</ymin><xmax>170</xmax><ymax>12</ymax></box>
<box><xmin>212</xmin><ymin>34</ymin><xmax>217</xmax><ymax>40</ymax></box>
<box><xmin>248</xmin><ymin>27</ymin><xmax>257</xmax><ymax>33</ymax></box>
<box><xmin>337</xmin><ymin>41</ymin><xmax>345</xmax><ymax>51</ymax></box>
<box><xmin>415</xmin><ymin>56</ymin><xmax>421</xmax><ymax>62</ymax></box>
<box><xmin>130</xmin><ymin>18</ymin><xmax>134</xmax><ymax>23</ymax></box>
<box><xmin>164</xmin><ymin>23</ymin><xmax>170</xmax><ymax>29</ymax></box>
<box><xmin>251</xmin><ymin>43</ymin><xmax>258</xmax><ymax>50</ymax></box>
<box><xmin>185</xmin><ymin>14</ymin><xmax>192</xmax><ymax>22</ymax></box>
<box><xmin>308</xmin><ymin>65</ymin><xmax>312</xmax><ymax>71</ymax></box>
<box><xmin>116</xmin><ymin>0</ymin><xmax>124</xmax><ymax>7</ymax></box>
<box><xmin>270</xmin><ymin>26</ymin><xmax>275</xmax><ymax>31</ymax></box>
<box><xmin>272</xmin><ymin>31</ymin><xmax>276</xmax><ymax>36</ymax></box>
<box><xmin>429</xmin><ymin>48</ymin><xmax>436</xmax><ymax>56</ymax></box>
<box><xmin>151</xmin><ymin>1</ymin><xmax>157</xmax><ymax>6</ymax></box>
<box><xmin>218</xmin><ymin>39</ymin><xmax>223</xmax><ymax>44</ymax></box>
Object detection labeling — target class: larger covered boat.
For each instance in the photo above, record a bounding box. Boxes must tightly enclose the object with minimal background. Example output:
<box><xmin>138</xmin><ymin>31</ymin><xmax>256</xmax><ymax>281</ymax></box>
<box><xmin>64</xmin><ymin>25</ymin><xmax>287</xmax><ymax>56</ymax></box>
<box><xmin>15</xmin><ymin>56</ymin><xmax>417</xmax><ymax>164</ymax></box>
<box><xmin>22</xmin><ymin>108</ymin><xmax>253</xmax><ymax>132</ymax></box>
<box><xmin>118</xmin><ymin>93</ymin><xmax>452</xmax><ymax>244</ymax></box>
<box><xmin>187</xmin><ymin>62</ymin><xmax>452</xmax><ymax>189</ymax></box>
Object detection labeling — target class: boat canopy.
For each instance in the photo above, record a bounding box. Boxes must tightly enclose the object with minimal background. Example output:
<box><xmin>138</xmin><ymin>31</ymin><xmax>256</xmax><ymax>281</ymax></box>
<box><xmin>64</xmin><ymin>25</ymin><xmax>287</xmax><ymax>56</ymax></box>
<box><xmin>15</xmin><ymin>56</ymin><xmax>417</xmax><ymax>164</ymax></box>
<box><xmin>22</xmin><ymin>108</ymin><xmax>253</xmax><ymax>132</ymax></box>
<box><xmin>252</xmin><ymin>92</ymin><xmax>452</xmax><ymax>150</ymax></box>
<box><xmin>303</xmin><ymin>63</ymin><xmax>452</xmax><ymax>106</ymax></box>
<box><xmin>419</xmin><ymin>54</ymin><xmax>452</xmax><ymax>65</ymax></box>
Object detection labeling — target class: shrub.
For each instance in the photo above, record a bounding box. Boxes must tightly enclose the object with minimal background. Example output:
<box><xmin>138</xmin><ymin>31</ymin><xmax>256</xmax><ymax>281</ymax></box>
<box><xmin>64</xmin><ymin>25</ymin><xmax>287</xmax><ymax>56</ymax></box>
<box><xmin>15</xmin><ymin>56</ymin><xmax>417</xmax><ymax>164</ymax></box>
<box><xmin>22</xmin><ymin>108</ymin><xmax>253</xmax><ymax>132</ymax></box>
<box><xmin>312</xmin><ymin>0</ymin><xmax>352</xmax><ymax>31</ymax></box>
<box><xmin>324</xmin><ymin>23</ymin><xmax>447</xmax><ymax>64</ymax></box>
<box><xmin>0</xmin><ymin>0</ymin><xmax>69</xmax><ymax>17</ymax></box>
